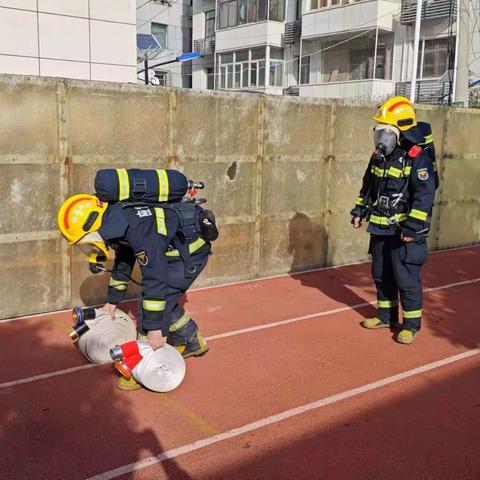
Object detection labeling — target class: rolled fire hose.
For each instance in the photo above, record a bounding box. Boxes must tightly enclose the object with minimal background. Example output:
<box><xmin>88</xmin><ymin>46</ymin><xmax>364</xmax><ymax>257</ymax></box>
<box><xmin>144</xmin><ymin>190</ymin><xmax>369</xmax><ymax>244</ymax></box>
<box><xmin>75</xmin><ymin>309</ymin><xmax>137</xmax><ymax>364</ymax></box>
<box><xmin>111</xmin><ymin>341</ymin><xmax>186</xmax><ymax>392</ymax></box>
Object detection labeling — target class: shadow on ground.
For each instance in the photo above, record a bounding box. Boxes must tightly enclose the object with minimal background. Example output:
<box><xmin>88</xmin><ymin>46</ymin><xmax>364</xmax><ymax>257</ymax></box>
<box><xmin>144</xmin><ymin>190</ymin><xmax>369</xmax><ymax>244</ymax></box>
<box><xmin>0</xmin><ymin>320</ymin><xmax>192</xmax><ymax>480</ymax></box>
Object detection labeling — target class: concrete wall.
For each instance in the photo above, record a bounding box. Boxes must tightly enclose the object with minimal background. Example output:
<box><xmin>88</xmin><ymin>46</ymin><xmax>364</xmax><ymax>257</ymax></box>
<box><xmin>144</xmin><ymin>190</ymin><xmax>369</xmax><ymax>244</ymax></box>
<box><xmin>0</xmin><ymin>74</ymin><xmax>479</xmax><ymax>319</ymax></box>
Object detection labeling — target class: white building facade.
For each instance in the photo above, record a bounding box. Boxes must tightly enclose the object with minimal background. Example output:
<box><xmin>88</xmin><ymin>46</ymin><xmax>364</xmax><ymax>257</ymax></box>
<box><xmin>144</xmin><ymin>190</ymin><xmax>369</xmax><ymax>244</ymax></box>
<box><xmin>192</xmin><ymin>0</ymin><xmax>480</xmax><ymax>105</ymax></box>
<box><xmin>0</xmin><ymin>0</ymin><xmax>137</xmax><ymax>83</ymax></box>
<box><xmin>137</xmin><ymin>0</ymin><xmax>194</xmax><ymax>87</ymax></box>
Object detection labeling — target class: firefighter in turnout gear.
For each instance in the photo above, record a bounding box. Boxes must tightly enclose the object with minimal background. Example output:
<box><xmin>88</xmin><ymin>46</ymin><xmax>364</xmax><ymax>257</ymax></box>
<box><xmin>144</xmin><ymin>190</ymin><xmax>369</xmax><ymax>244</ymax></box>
<box><xmin>351</xmin><ymin>96</ymin><xmax>438</xmax><ymax>345</ymax></box>
<box><xmin>58</xmin><ymin>169</ymin><xmax>218</xmax><ymax>389</ymax></box>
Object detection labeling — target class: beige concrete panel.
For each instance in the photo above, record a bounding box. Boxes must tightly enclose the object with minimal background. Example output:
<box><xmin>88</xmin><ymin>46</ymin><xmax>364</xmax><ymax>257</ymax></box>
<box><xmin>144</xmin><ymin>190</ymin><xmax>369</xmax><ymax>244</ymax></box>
<box><xmin>0</xmin><ymin>163</ymin><xmax>62</xmax><ymax>233</ymax></box>
<box><xmin>262</xmin><ymin>160</ymin><xmax>328</xmax><ymax>215</ymax></box>
<box><xmin>38</xmin><ymin>0</ymin><xmax>89</xmax><ymax>17</ymax></box>
<box><xmin>89</xmin><ymin>0</ymin><xmax>136</xmax><ymax>24</ymax></box>
<box><xmin>68</xmin><ymin>83</ymin><xmax>170</xmax><ymax>156</ymax></box>
<box><xmin>0</xmin><ymin>54</ymin><xmax>39</xmax><ymax>75</ymax></box>
<box><xmin>440</xmin><ymin>157</ymin><xmax>480</xmax><ymax>202</ymax></box>
<box><xmin>260</xmin><ymin>214</ymin><xmax>328</xmax><ymax>275</ymax></box>
<box><xmin>90</xmin><ymin>63</ymin><xmax>137</xmax><ymax>83</ymax></box>
<box><xmin>0</xmin><ymin>76</ymin><xmax>58</xmax><ymax>154</ymax></box>
<box><xmin>436</xmin><ymin>202</ymin><xmax>480</xmax><ymax>249</ymax></box>
<box><xmin>0</xmin><ymin>8</ymin><xmax>38</xmax><ymax>57</ymax></box>
<box><xmin>175</xmin><ymin>90</ymin><xmax>260</xmax><ymax>160</ymax></box>
<box><xmin>90</xmin><ymin>21</ymin><xmax>136</xmax><ymax>66</ymax></box>
<box><xmin>0</xmin><ymin>239</ymin><xmax>64</xmax><ymax>319</ymax></box>
<box><xmin>40</xmin><ymin>59</ymin><xmax>90</xmax><ymax>80</ymax></box>
<box><xmin>176</xmin><ymin>161</ymin><xmax>257</xmax><ymax>218</ymax></box>
<box><xmin>444</xmin><ymin>109</ymin><xmax>480</xmax><ymax>156</ymax></box>
<box><xmin>264</xmin><ymin>96</ymin><xmax>332</xmax><ymax>158</ymax></box>
<box><xmin>332</xmin><ymin>104</ymin><xmax>376</xmax><ymax>160</ymax></box>
<box><xmin>0</xmin><ymin>1</ymin><xmax>36</xmax><ymax>8</ymax></box>
<box><xmin>38</xmin><ymin>13</ymin><xmax>90</xmax><ymax>61</ymax></box>
<box><xmin>325</xmin><ymin>211</ymin><xmax>371</xmax><ymax>266</ymax></box>
<box><xmin>329</xmin><ymin>159</ymin><xmax>368</xmax><ymax>214</ymax></box>
<box><xmin>196</xmin><ymin>222</ymin><xmax>256</xmax><ymax>285</ymax></box>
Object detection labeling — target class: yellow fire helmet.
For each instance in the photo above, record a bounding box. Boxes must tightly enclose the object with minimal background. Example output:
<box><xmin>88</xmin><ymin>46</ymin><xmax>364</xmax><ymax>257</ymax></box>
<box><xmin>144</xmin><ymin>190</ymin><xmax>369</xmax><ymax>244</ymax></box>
<box><xmin>57</xmin><ymin>194</ymin><xmax>110</xmax><ymax>262</ymax></box>
<box><xmin>373</xmin><ymin>96</ymin><xmax>417</xmax><ymax>131</ymax></box>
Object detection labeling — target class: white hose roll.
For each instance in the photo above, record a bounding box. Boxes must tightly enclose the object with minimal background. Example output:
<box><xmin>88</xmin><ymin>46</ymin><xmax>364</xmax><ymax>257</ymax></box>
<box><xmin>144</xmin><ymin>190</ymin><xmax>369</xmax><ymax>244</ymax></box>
<box><xmin>78</xmin><ymin>309</ymin><xmax>137</xmax><ymax>364</ymax></box>
<box><xmin>132</xmin><ymin>341</ymin><xmax>186</xmax><ymax>392</ymax></box>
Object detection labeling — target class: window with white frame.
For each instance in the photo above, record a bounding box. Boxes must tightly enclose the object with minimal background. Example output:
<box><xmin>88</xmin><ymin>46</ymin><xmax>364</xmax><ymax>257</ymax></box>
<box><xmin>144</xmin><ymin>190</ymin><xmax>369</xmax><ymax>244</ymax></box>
<box><xmin>154</xmin><ymin>70</ymin><xmax>168</xmax><ymax>86</ymax></box>
<box><xmin>218</xmin><ymin>0</ymin><xmax>280</xmax><ymax>29</ymax></box>
<box><xmin>151</xmin><ymin>23</ymin><xmax>167</xmax><ymax>48</ymax></box>
<box><xmin>417</xmin><ymin>38</ymin><xmax>454</xmax><ymax>79</ymax></box>
<box><xmin>306</xmin><ymin>0</ymin><xmax>362</xmax><ymax>12</ymax></box>
<box><xmin>217</xmin><ymin>47</ymin><xmax>283</xmax><ymax>89</ymax></box>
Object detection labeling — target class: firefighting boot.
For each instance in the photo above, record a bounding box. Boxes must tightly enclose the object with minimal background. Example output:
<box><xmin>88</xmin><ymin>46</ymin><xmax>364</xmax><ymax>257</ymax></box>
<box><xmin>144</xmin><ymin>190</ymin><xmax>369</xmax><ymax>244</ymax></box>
<box><xmin>117</xmin><ymin>376</ymin><xmax>141</xmax><ymax>391</ymax></box>
<box><xmin>361</xmin><ymin>318</ymin><xmax>394</xmax><ymax>329</ymax></box>
<box><xmin>396</xmin><ymin>329</ymin><xmax>418</xmax><ymax>345</ymax></box>
<box><xmin>168</xmin><ymin>316</ymin><xmax>209</xmax><ymax>359</ymax></box>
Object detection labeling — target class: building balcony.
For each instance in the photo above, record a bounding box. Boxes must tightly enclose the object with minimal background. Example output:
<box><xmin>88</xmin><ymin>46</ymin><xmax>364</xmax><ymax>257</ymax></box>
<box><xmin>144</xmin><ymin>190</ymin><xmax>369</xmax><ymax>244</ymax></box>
<box><xmin>400</xmin><ymin>0</ymin><xmax>456</xmax><ymax>25</ymax></box>
<box><xmin>302</xmin><ymin>0</ymin><xmax>400</xmax><ymax>39</ymax></box>
<box><xmin>298</xmin><ymin>78</ymin><xmax>395</xmax><ymax>99</ymax></box>
<box><xmin>215</xmin><ymin>21</ymin><xmax>284</xmax><ymax>52</ymax></box>
<box><xmin>395</xmin><ymin>79</ymin><xmax>451</xmax><ymax>104</ymax></box>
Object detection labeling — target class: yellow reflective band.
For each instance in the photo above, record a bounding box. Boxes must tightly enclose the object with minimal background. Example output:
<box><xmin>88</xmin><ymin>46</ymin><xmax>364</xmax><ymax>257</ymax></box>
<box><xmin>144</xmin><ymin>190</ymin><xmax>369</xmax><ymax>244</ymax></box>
<box><xmin>378</xmin><ymin>299</ymin><xmax>399</xmax><ymax>308</ymax></box>
<box><xmin>371</xmin><ymin>166</ymin><xmax>385</xmax><ymax>177</ymax></box>
<box><xmin>409</xmin><ymin>209</ymin><xmax>428</xmax><ymax>221</ymax></box>
<box><xmin>369</xmin><ymin>213</ymin><xmax>408</xmax><ymax>226</ymax></box>
<box><xmin>403</xmin><ymin>309</ymin><xmax>422</xmax><ymax>319</ymax></box>
<box><xmin>143</xmin><ymin>299</ymin><xmax>166</xmax><ymax>312</ymax></box>
<box><xmin>116</xmin><ymin>168</ymin><xmax>130</xmax><ymax>201</ymax></box>
<box><xmin>355</xmin><ymin>197</ymin><xmax>367</xmax><ymax>206</ymax></box>
<box><xmin>419</xmin><ymin>134</ymin><xmax>433</xmax><ymax>145</ymax></box>
<box><xmin>154</xmin><ymin>207</ymin><xmax>167</xmax><ymax>236</ymax></box>
<box><xmin>169</xmin><ymin>314</ymin><xmax>190</xmax><ymax>332</ymax></box>
<box><xmin>156</xmin><ymin>169</ymin><xmax>170</xmax><ymax>202</ymax></box>
<box><xmin>387</xmin><ymin>167</ymin><xmax>402</xmax><ymax>178</ymax></box>
<box><xmin>405</xmin><ymin>166</ymin><xmax>412</xmax><ymax>176</ymax></box>
<box><xmin>165</xmin><ymin>237</ymin><xmax>207</xmax><ymax>257</ymax></box>
<box><xmin>109</xmin><ymin>278</ymin><xmax>128</xmax><ymax>291</ymax></box>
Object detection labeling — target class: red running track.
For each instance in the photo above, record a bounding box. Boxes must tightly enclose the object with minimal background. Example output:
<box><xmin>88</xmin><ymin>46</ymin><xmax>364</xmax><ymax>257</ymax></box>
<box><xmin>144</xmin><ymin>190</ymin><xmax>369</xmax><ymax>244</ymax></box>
<box><xmin>0</xmin><ymin>246</ymin><xmax>479</xmax><ymax>480</ymax></box>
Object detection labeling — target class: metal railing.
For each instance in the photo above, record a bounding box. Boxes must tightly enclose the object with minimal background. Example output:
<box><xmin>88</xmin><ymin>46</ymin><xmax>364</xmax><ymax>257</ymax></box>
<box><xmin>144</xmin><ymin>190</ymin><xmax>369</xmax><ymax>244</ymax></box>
<box><xmin>400</xmin><ymin>0</ymin><xmax>456</xmax><ymax>24</ymax></box>
<box><xmin>193</xmin><ymin>36</ymin><xmax>215</xmax><ymax>55</ymax></box>
<box><xmin>395</xmin><ymin>79</ymin><xmax>452</xmax><ymax>104</ymax></box>
<box><xmin>284</xmin><ymin>20</ymin><xmax>302</xmax><ymax>45</ymax></box>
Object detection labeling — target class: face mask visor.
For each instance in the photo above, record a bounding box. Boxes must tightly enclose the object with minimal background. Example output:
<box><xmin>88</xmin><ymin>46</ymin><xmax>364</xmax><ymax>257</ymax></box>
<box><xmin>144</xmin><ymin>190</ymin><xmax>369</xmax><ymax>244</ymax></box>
<box><xmin>373</xmin><ymin>124</ymin><xmax>400</xmax><ymax>156</ymax></box>
<box><xmin>76</xmin><ymin>232</ymin><xmax>110</xmax><ymax>264</ymax></box>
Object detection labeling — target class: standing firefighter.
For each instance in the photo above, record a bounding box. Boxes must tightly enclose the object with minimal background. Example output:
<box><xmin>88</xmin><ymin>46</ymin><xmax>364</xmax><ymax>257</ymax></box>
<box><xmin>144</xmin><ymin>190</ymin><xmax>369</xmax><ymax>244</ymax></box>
<box><xmin>351</xmin><ymin>97</ymin><xmax>438</xmax><ymax>344</ymax></box>
<box><xmin>58</xmin><ymin>168</ymin><xmax>218</xmax><ymax>389</ymax></box>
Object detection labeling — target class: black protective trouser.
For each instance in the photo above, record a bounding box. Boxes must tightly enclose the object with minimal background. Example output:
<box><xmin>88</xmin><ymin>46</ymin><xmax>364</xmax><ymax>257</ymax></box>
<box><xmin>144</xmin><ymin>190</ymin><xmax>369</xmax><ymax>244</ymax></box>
<box><xmin>138</xmin><ymin>251</ymin><xmax>210</xmax><ymax>338</ymax></box>
<box><xmin>369</xmin><ymin>234</ymin><xmax>427</xmax><ymax>331</ymax></box>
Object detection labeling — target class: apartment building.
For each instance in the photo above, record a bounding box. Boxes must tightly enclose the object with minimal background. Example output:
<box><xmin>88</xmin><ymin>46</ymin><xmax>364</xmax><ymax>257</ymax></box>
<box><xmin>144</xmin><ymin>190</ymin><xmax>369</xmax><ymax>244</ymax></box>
<box><xmin>0</xmin><ymin>0</ymin><xmax>137</xmax><ymax>83</ymax></box>
<box><xmin>192</xmin><ymin>0</ymin><xmax>480</xmax><ymax>104</ymax></box>
<box><xmin>137</xmin><ymin>0</ymin><xmax>193</xmax><ymax>87</ymax></box>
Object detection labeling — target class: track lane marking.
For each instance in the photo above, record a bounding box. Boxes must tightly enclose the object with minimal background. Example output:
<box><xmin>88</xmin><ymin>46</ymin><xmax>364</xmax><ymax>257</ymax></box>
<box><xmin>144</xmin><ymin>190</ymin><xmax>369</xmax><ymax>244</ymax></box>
<box><xmin>87</xmin><ymin>348</ymin><xmax>480</xmax><ymax>480</ymax></box>
<box><xmin>1</xmin><ymin>276</ymin><xmax>479</xmax><ymax>391</ymax></box>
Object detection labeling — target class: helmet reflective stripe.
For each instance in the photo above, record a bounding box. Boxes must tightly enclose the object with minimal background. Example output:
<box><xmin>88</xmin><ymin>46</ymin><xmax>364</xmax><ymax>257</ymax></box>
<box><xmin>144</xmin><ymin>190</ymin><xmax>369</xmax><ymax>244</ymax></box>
<box><xmin>156</xmin><ymin>169</ymin><xmax>170</xmax><ymax>202</ymax></box>
<box><xmin>116</xmin><ymin>168</ymin><xmax>130</xmax><ymax>201</ymax></box>
<box><xmin>63</xmin><ymin>196</ymin><xmax>95</xmax><ymax>231</ymax></box>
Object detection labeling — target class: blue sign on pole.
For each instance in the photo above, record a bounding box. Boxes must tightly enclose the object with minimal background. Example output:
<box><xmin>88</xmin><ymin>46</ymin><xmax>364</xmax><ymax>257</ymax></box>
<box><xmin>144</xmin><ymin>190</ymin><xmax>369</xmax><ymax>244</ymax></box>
<box><xmin>176</xmin><ymin>51</ymin><xmax>203</xmax><ymax>62</ymax></box>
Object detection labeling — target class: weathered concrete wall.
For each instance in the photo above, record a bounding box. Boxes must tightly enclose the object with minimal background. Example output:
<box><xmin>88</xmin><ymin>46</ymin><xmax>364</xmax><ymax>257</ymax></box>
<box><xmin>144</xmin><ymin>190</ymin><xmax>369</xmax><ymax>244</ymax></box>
<box><xmin>0</xmin><ymin>74</ymin><xmax>479</xmax><ymax>319</ymax></box>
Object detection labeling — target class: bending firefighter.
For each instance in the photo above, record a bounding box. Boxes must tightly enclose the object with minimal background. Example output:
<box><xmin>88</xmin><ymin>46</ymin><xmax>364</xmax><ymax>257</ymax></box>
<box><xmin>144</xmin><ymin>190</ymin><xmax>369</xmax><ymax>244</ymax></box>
<box><xmin>58</xmin><ymin>168</ymin><xmax>218</xmax><ymax>388</ymax></box>
<box><xmin>351</xmin><ymin>96</ymin><xmax>438</xmax><ymax>345</ymax></box>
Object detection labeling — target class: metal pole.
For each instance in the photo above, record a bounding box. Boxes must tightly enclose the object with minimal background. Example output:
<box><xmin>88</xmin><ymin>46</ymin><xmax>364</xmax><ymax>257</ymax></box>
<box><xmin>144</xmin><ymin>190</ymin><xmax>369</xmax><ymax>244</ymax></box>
<box><xmin>410</xmin><ymin>0</ymin><xmax>423</xmax><ymax>103</ymax></box>
<box><xmin>372</xmin><ymin>26</ymin><xmax>379</xmax><ymax>80</ymax></box>
<box><xmin>144</xmin><ymin>59</ymin><xmax>149</xmax><ymax>85</ymax></box>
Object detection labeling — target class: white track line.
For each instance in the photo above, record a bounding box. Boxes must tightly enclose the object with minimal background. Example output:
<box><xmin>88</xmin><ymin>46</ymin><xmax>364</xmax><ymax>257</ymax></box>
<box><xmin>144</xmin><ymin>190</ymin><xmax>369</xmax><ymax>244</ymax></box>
<box><xmin>1</xmin><ymin>244</ymin><xmax>478</xmax><ymax>324</ymax></box>
<box><xmin>1</xmin><ymin>276</ymin><xmax>479</xmax><ymax>391</ymax></box>
<box><xmin>87</xmin><ymin>348</ymin><xmax>480</xmax><ymax>480</ymax></box>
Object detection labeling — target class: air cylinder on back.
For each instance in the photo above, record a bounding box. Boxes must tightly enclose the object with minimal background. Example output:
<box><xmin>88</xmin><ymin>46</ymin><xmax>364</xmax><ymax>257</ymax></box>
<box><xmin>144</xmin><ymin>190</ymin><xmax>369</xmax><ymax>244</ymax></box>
<box><xmin>94</xmin><ymin>168</ymin><xmax>188</xmax><ymax>203</ymax></box>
